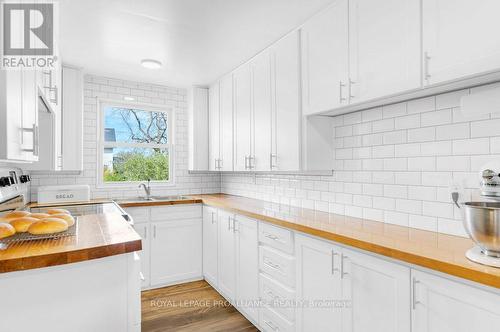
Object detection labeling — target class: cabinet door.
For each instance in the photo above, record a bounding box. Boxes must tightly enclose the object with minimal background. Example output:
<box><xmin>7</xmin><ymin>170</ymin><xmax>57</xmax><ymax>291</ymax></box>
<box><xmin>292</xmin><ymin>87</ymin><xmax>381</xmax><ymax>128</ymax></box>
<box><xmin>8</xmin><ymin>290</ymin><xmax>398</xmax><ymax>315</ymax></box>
<box><xmin>0</xmin><ymin>71</ymin><xmax>24</xmax><ymax>161</ymax></box>
<box><xmin>22</xmin><ymin>70</ymin><xmax>39</xmax><ymax>162</ymax></box>
<box><xmin>132</xmin><ymin>223</ymin><xmax>150</xmax><ymax>288</ymax></box>
<box><xmin>295</xmin><ymin>234</ymin><xmax>342</xmax><ymax>332</ymax></box>
<box><xmin>208</xmin><ymin>82</ymin><xmax>221</xmax><ymax>171</ymax></box>
<box><xmin>412</xmin><ymin>269</ymin><xmax>500</xmax><ymax>332</ymax></box>
<box><xmin>341</xmin><ymin>248</ymin><xmax>410</xmax><ymax>332</ymax></box>
<box><xmin>219</xmin><ymin>74</ymin><xmax>234</xmax><ymax>171</ymax></box>
<box><xmin>218</xmin><ymin>210</ymin><xmax>236</xmax><ymax>301</ymax></box>
<box><xmin>235</xmin><ymin>215</ymin><xmax>259</xmax><ymax>323</ymax></box>
<box><xmin>423</xmin><ymin>0</ymin><xmax>500</xmax><ymax>85</ymax></box>
<box><xmin>233</xmin><ymin>65</ymin><xmax>252</xmax><ymax>171</ymax></box>
<box><xmin>150</xmin><ymin>220</ymin><xmax>202</xmax><ymax>286</ymax></box>
<box><xmin>349</xmin><ymin>0</ymin><xmax>421</xmax><ymax>103</ymax></box>
<box><xmin>271</xmin><ymin>32</ymin><xmax>301</xmax><ymax>171</ymax></box>
<box><xmin>301</xmin><ymin>0</ymin><xmax>349</xmax><ymax>115</ymax></box>
<box><xmin>250</xmin><ymin>50</ymin><xmax>273</xmax><ymax>171</ymax></box>
<box><xmin>202</xmin><ymin>206</ymin><xmax>218</xmax><ymax>287</ymax></box>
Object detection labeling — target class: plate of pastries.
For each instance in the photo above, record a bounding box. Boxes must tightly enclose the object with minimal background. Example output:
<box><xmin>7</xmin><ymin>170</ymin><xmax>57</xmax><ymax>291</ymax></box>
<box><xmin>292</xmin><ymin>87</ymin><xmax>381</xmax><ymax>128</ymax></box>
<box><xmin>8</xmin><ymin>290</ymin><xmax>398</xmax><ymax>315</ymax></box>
<box><xmin>0</xmin><ymin>208</ymin><xmax>77</xmax><ymax>242</ymax></box>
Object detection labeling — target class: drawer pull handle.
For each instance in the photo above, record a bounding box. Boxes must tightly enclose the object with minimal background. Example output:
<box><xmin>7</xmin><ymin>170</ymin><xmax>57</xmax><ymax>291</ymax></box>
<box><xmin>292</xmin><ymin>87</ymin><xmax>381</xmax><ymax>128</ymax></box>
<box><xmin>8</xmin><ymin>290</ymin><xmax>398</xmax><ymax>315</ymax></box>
<box><xmin>264</xmin><ymin>320</ymin><xmax>279</xmax><ymax>331</ymax></box>
<box><xmin>412</xmin><ymin>277</ymin><xmax>420</xmax><ymax>310</ymax></box>
<box><xmin>340</xmin><ymin>254</ymin><xmax>348</xmax><ymax>279</ymax></box>
<box><xmin>263</xmin><ymin>259</ymin><xmax>281</xmax><ymax>271</ymax></box>
<box><xmin>264</xmin><ymin>233</ymin><xmax>279</xmax><ymax>241</ymax></box>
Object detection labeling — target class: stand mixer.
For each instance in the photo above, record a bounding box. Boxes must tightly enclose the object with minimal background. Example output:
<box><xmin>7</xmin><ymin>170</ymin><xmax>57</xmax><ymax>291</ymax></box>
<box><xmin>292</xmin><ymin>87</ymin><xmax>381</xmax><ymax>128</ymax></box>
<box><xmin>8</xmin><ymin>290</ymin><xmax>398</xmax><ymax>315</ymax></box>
<box><xmin>454</xmin><ymin>161</ymin><xmax>500</xmax><ymax>267</ymax></box>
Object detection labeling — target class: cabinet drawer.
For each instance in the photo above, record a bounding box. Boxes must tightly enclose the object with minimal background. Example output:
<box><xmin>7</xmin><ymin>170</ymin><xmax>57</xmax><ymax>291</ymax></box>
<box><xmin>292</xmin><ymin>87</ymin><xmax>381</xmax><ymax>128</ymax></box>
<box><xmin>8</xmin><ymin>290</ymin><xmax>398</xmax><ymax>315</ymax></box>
<box><xmin>259</xmin><ymin>246</ymin><xmax>295</xmax><ymax>289</ymax></box>
<box><xmin>260</xmin><ymin>306</ymin><xmax>295</xmax><ymax>332</ymax></box>
<box><xmin>260</xmin><ymin>273</ymin><xmax>295</xmax><ymax>322</ymax></box>
<box><xmin>150</xmin><ymin>204</ymin><xmax>202</xmax><ymax>222</ymax></box>
<box><xmin>123</xmin><ymin>207</ymin><xmax>149</xmax><ymax>224</ymax></box>
<box><xmin>259</xmin><ymin>222</ymin><xmax>294</xmax><ymax>254</ymax></box>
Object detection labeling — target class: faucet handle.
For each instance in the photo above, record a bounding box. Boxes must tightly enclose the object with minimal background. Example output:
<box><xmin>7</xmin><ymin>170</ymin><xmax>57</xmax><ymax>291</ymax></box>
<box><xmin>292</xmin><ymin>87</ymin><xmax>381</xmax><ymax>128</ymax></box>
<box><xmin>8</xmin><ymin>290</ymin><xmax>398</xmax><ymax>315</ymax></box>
<box><xmin>482</xmin><ymin>169</ymin><xmax>497</xmax><ymax>185</ymax></box>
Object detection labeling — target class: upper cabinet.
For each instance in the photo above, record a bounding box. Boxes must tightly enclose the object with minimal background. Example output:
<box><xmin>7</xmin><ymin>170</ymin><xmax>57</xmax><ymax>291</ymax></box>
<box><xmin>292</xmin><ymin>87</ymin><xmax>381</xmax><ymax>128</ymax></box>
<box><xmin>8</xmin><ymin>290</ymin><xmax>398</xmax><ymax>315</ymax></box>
<box><xmin>219</xmin><ymin>74</ymin><xmax>234</xmax><ymax>172</ymax></box>
<box><xmin>301</xmin><ymin>0</ymin><xmax>349</xmax><ymax>116</ymax></box>
<box><xmin>422</xmin><ymin>0</ymin><xmax>500</xmax><ymax>86</ymax></box>
<box><xmin>271</xmin><ymin>32</ymin><xmax>301</xmax><ymax>171</ymax></box>
<box><xmin>348</xmin><ymin>0</ymin><xmax>421</xmax><ymax>103</ymax></box>
<box><xmin>233</xmin><ymin>65</ymin><xmax>253</xmax><ymax>171</ymax></box>
<box><xmin>208</xmin><ymin>83</ymin><xmax>221</xmax><ymax>171</ymax></box>
<box><xmin>0</xmin><ymin>69</ymin><xmax>39</xmax><ymax>162</ymax></box>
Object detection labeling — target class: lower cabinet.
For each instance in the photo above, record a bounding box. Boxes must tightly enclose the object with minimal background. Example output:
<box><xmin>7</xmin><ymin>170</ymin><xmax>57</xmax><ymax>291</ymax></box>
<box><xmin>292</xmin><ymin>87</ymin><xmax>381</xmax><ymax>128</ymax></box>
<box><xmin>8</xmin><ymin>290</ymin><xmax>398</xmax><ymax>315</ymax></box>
<box><xmin>124</xmin><ymin>204</ymin><xmax>202</xmax><ymax>289</ymax></box>
<box><xmin>202</xmin><ymin>206</ymin><xmax>219</xmax><ymax>287</ymax></box>
<box><xmin>150</xmin><ymin>219</ymin><xmax>202</xmax><ymax>286</ymax></box>
<box><xmin>342</xmin><ymin>247</ymin><xmax>410</xmax><ymax>332</ymax></box>
<box><xmin>235</xmin><ymin>215</ymin><xmax>259</xmax><ymax>323</ymax></box>
<box><xmin>412</xmin><ymin>269</ymin><xmax>500</xmax><ymax>332</ymax></box>
<box><xmin>132</xmin><ymin>223</ymin><xmax>150</xmax><ymax>288</ymax></box>
<box><xmin>295</xmin><ymin>234</ymin><xmax>342</xmax><ymax>332</ymax></box>
<box><xmin>218</xmin><ymin>209</ymin><xmax>237</xmax><ymax>301</ymax></box>
<box><xmin>296</xmin><ymin>234</ymin><xmax>410</xmax><ymax>332</ymax></box>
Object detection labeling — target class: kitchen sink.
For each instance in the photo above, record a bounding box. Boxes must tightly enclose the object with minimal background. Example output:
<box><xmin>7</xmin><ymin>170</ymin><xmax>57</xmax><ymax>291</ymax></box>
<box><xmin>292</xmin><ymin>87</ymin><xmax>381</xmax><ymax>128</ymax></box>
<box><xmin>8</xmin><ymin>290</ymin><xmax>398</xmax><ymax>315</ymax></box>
<box><xmin>115</xmin><ymin>195</ymin><xmax>192</xmax><ymax>203</ymax></box>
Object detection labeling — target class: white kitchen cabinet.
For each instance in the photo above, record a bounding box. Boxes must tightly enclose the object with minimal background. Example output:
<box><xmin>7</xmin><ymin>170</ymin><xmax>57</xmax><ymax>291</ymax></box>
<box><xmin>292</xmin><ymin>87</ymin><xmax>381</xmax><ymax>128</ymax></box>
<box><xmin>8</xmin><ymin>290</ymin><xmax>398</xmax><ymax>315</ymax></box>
<box><xmin>150</xmin><ymin>219</ymin><xmax>202</xmax><ymax>287</ymax></box>
<box><xmin>341</xmin><ymin>247</ymin><xmax>410</xmax><ymax>332</ymax></box>
<box><xmin>412</xmin><ymin>269</ymin><xmax>500</xmax><ymax>332</ymax></box>
<box><xmin>271</xmin><ymin>31</ymin><xmax>301</xmax><ymax>171</ymax></box>
<box><xmin>219</xmin><ymin>74</ymin><xmax>234</xmax><ymax>172</ymax></box>
<box><xmin>235</xmin><ymin>214</ymin><xmax>259</xmax><ymax>323</ymax></box>
<box><xmin>295</xmin><ymin>234</ymin><xmax>342</xmax><ymax>332</ymax></box>
<box><xmin>60</xmin><ymin>65</ymin><xmax>83</xmax><ymax>171</ymax></box>
<box><xmin>301</xmin><ymin>0</ymin><xmax>349</xmax><ymax>115</ymax></box>
<box><xmin>0</xmin><ymin>70</ymin><xmax>39</xmax><ymax>162</ymax></box>
<box><xmin>132</xmin><ymin>222</ymin><xmax>151</xmax><ymax>288</ymax></box>
<box><xmin>203</xmin><ymin>205</ymin><xmax>219</xmax><ymax>287</ymax></box>
<box><xmin>233</xmin><ymin>65</ymin><xmax>252</xmax><ymax>171</ymax></box>
<box><xmin>208</xmin><ymin>82</ymin><xmax>221</xmax><ymax>171</ymax></box>
<box><xmin>250</xmin><ymin>50</ymin><xmax>273</xmax><ymax>171</ymax></box>
<box><xmin>423</xmin><ymin>0</ymin><xmax>500</xmax><ymax>86</ymax></box>
<box><xmin>348</xmin><ymin>0</ymin><xmax>421</xmax><ymax>103</ymax></box>
<box><xmin>188</xmin><ymin>87</ymin><xmax>209</xmax><ymax>171</ymax></box>
<box><xmin>218</xmin><ymin>209</ymin><xmax>236</xmax><ymax>301</ymax></box>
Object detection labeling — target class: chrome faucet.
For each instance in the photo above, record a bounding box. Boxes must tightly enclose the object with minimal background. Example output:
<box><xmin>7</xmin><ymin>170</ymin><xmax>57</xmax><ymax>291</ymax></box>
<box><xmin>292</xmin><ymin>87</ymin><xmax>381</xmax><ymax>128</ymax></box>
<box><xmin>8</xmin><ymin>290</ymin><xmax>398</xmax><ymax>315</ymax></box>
<box><xmin>138</xmin><ymin>179</ymin><xmax>152</xmax><ymax>200</ymax></box>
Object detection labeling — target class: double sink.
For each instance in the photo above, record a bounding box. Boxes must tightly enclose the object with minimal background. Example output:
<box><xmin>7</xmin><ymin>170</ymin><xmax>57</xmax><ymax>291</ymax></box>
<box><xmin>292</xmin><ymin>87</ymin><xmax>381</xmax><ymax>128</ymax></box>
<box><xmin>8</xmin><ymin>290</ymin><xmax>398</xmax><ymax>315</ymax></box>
<box><xmin>115</xmin><ymin>195</ymin><xmax>192</xmax><ymax>203</ymax></box>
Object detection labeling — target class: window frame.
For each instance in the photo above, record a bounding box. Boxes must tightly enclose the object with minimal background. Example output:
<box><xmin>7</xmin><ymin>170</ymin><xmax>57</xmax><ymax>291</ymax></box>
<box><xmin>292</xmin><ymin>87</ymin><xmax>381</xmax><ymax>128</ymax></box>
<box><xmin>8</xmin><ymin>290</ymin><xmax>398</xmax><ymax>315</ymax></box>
<box><xmin>96</xmin><ymin>99</ymin><xmax>175</xmax><ymax>188</ymax></box>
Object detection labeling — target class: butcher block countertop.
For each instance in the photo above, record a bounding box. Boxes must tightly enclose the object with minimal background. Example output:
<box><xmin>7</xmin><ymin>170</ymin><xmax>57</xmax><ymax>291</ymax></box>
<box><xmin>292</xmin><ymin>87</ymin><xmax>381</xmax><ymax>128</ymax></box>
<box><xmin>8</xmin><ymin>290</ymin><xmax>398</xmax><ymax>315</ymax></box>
<box><xmin>189</xmin><ymin>194</ymin><xmax>500</xmax><ymax>289</ymax></box>
<box><xmin>0</xmin><ymin>213</ymin><xmax>142</xmax><ymax>274</ymax></box>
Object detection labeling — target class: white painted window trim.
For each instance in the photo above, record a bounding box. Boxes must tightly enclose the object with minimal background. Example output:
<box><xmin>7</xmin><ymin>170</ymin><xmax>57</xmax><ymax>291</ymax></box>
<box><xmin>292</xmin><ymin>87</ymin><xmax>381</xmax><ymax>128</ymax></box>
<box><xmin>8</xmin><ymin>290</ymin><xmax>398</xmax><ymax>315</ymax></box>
<box><xmin>96</xmin><ymin>99</ymin><xmax>176</xmax><ymax>188</ymax></box>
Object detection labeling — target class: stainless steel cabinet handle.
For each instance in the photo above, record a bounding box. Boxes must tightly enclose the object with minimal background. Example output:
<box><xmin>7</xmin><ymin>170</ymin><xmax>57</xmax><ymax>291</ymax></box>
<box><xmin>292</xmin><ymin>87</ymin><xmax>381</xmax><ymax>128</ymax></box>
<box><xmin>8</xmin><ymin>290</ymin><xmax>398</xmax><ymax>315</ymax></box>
<box><xmin>340</xmin><ymin>254</ymin><xmax>348</xmax><ymax>279</ymax></box>
<box><xmin>264</xmin><ymin>259</ymin><xmax>281</xmax><ymax>271</ymax></box>
<box><xmin>153</xmin><ymin>225</ymin><xmax>157</xmax><ymax>239</ymax></box>
<box><xmin>348</xmin><ymin>79</ymin><xmax>355</xmax><ymax>99</ymax></box>
<box><xmin>144</xmin><ymin>227</ymin><xmax>147</xmax><ymax>239</ymax></box>
<box><xmin>339</xmin><ymin>80</ymin><xmax>346</xmax><ymax>103</ymax></box>
<box><xmin>211</xmin><ymin>212</ymin><xmax>216</xmax><ymax>224</ymax></box>
<box><xmin>233</xmin><ymin>219</ymin><xmax>238</xmax><ymax>233</ymax></box>
<box><xmin>270</xmin><ymin>153</ymin><xmax>277</xmax><ymax>169</ymax></box>
<box><xmin>264</xmin><ymin>320</ymin><xmax>279</xmax><ymax>331</ymax></box>
<box><xmin>424</xmin><ymin>52</ymin><xmax>431</xmax><ymax>81</ymax></box>
<box><xmin>265</xmin><ymin>233</ymin><xmax>279</xmax><ymax>241</ymax></box>
<box><xmin>248</xmin><ymin>156</ymin><xmax>255</xmax><ymax>169</ymax></box>
<box><xmin>227</xmin><ymin>217</ymin><xmax>231</xmax><ymax>231</ymax></box>
<box><xmin>214</xmin><ymin>159</ymin><xmax>218</xmax><ymax>170</ymax></box>
<box><xmin>22</xmin><ymin>124</ymin><xmax>39</xmax><ymax>156</ymax></box>
<box><xmin>331</xmin><ymin>250</ymin><xmax>339</xmax><ymax>275</ymax></box>
<box><xmin>412</xmin><ymin>277</ymin><xmax>420</xmax><ymax>310</ymax></box>
<box><xmin>244</xmin><ymin>156</ymin><xmax>249</xmax><ymax>170</ymax></box>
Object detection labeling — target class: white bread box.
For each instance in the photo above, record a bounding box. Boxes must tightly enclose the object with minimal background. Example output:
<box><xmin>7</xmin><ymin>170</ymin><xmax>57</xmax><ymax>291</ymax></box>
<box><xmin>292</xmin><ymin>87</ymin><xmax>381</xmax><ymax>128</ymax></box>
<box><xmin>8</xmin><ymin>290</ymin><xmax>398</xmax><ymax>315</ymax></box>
<box><xmin>37</xmin><ymin>185</ymin><xmax>90</xmax><ymax>204</ymax></box>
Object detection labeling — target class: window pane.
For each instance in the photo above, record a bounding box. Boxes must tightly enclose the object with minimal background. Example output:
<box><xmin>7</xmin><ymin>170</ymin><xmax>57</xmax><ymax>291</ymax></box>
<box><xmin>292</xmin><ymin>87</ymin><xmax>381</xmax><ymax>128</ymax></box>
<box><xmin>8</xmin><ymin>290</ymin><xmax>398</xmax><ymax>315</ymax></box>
<box><xmin>104</xmin><ymin>107</ymin><xmax>168</xmax><ymax>144</ymax></box>
<box><xmin>103</xmin><ymin>147</ymin><xmax>169</xmax><ymax>182</ymax></box>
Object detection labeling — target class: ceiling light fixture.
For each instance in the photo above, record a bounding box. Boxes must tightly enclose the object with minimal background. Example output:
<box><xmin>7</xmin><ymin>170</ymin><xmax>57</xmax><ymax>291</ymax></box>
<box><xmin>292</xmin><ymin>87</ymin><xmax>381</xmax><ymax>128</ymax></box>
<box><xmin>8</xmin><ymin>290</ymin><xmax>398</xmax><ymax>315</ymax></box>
<box><xmin>123</xmin><ymin>96</ymin><xmax>135</xmax><ymax>101</ymax></box>
<box><xmin>141</xmin><ymin>59</ymin><xmax>162</xmax><ymax>69</ymax></box>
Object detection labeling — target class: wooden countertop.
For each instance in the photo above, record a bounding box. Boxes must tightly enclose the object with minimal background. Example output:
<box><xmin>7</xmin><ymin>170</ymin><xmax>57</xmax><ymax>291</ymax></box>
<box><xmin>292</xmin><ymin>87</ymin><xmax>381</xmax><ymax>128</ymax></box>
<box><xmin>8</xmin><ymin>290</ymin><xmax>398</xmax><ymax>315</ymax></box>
<box><xmin>118</xmin><ymin>198</ymin><xmax>202</xmax><ymax>208</ymax></box>
<box><xmin>0</xmin><ymin>213</ymin><xmax>142</xmax><ymax>273</ymax></box>
<box><xmin>189</xmin><ymin>194</ymin><xmax>500</xmax><ymax>289</ymax></box>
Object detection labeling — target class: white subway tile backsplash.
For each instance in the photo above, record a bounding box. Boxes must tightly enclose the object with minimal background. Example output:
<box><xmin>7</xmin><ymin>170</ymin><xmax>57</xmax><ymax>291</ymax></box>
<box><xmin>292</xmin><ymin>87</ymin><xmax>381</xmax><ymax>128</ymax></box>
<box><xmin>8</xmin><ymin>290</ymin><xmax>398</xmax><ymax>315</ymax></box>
<box><xmin>421</xmin><ymin>109</ymin><xmax>452</xmax><ymax>127</ymax></box>
<box><xmin>222</xmin><ymin>90</ymin><xmax>500</xmax><ymax>238</ymax></box>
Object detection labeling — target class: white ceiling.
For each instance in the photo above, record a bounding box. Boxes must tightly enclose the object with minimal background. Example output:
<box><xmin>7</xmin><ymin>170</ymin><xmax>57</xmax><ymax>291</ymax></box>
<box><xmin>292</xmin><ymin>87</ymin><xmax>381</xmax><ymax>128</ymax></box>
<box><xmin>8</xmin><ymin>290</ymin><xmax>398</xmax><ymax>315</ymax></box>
<box><xmin>59</xmin><ymin>0</ymin><xmax>333</xmax><ymax>87</ymax></box>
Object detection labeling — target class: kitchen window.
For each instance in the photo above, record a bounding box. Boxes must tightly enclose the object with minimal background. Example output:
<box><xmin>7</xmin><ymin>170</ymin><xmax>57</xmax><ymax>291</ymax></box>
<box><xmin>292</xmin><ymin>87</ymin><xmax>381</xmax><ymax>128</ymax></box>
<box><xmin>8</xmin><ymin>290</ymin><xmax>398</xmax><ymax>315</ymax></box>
<box><xmin>98</xmin><ymin>102</ymin><xmax>173</xmax><ymax>185</ymax></box>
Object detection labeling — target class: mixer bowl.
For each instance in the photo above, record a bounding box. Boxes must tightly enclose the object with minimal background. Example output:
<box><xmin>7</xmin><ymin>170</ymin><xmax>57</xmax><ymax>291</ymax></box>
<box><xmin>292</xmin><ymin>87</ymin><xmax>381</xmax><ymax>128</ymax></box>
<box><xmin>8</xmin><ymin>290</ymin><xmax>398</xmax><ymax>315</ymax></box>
<box><xmin>462</xmin><ymin>202</ymin><xmax>500</xmax><ymax>257</ymax></box>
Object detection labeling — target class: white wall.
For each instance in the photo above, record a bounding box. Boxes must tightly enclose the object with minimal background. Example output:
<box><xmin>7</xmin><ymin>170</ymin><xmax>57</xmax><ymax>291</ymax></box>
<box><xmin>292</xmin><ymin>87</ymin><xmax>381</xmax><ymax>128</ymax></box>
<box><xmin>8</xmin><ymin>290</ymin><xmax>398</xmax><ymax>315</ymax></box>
<box><xmin>30</xmin><ymin>75</ymin><xmax>220</xmax><ymax>201</ymax></box>
<box><xmin>222</xmin><ymin>87</ymin><xmax>500</xmax><ymax>237</ymax></box>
